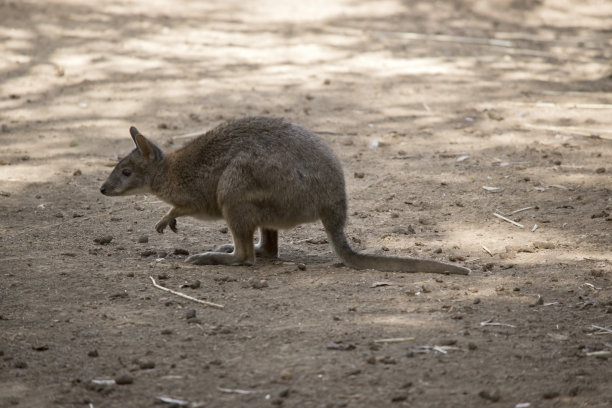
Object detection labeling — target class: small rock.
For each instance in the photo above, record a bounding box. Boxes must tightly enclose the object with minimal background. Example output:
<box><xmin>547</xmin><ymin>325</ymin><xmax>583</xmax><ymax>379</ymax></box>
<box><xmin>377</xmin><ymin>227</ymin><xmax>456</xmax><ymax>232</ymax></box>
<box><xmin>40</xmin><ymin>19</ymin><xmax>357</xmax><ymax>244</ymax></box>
<box><xmin>595</xmin><ymin>167</ymin><xmax>605</xmax><ymax>174</ymax></box>
<box><xmin>186</xmin><ymin>309</ymin><xmax>196</xmax><ymax>319</ymax></box>
<box><xmin>138</xmin><ymin>361</ymin><xmax>155</xmax><ymax>370</ymax></box>
<box><xmin>138</xmin><ymin>235</ymin><xmax>149</xmax><ymax>243</ymax></box>
<box><xmin>73</xmin><ymin>169</ymin><xmax>82</xmax><ymax>176</ymax></box>
<box><xmin>157</xmin><ymin>250</ymin><xmax>168</xmax><ymax>258</ymax></box>
<box><xmin>280</xmin><ymin>369</ymin><xmax>293</xmax><ymax>381</ymax></box>
<box><xmin>391</xmin><ymin>395</ymin><xmax>408</xmax><ymax>403</ymax></box>
<box><xmin>433</xmin><ymin>247</ymin><xmax>443</xmax><ymax>254</ymax></box>
<box><xmin>88</xmin><ymin>350</ymin><xmax>99</xmax><ymax>357</ymax></box>
<box><xmin>250</xmin><ymin>279</ymin><xmax>268</xmax><ymax>289</ymax></box>
<box><xmin>141</xmin><ymin>249</ymin><xmax>156</xmax><ymax>257</ymax></box>
<box><xmin>115</xmin><ymin>374</ymin><xmax>134</xmax><ymax>385</ymax></box>
<box><xmin>468</xmin><ymin>342</ymin><xmax>478</xmax><ymax>350</ymax></box>
<box><xmin>439</xmin><ymin>339</ymin><xmax>457</xmax><ymax>346</ymax></box>
<box><xmin>392</xmin><ymin>225</ymin><xmax>415</xmax><ymax>235</ymax></box>
<box><xmin>478</xmin><ymin>390</ymin><xmax>500</xmax><ymax>402</ymax></box>
<box><xmin>161</xmin><ymin>329</ymin><xmax>173</xmax><ymax>335</ymax></box>
<box><xmin>13</xmin><ymin>360</ymin><xmax>27</xmax><ymax>369</ymax></box>
<box><xmin>473</xmin><ymin>298</ymin><xmax>481</xmax><ymax>304</ymax></box>
<box><xmin>157</xmin><ymin>123</ymin><xmax>168</xmax><ymax>129</ymax></box>
<box><xmin>279</xmin><ymin>387</ymin><xmax>290</xmax><ymax>398</ymax></box>
<box><xmin>94</xmin><ymin>235</ymin><xmax>113</xmax><ymax>245</ymax></box>
<box><xmin>297</xmin><ymin>263</ymin><xmax>306</xmax><ymax>271</ymax></box>
<box><xmin>219</xmin><ymin>226</ymin><xmax>229</xmax><ymax>234</ymax></box>
<box><xmin>32</xmin><ymin>344</ymin><xmax>49</xmax><ymax>351</ymax></box>
<box><xmin>542</xmin><ymin>391</ymin><xmax>559</xmax><ymax>399</ymax></box>
<box><xmin>534</xmin><ymin>241</ymin><xmax>555</xmax><ymax>249</ymax></box>
<box><xmin>174</xmin><ymin>248</ymin><xmax>189</xmax><ymax>256</ymax></box>
<box><xmin>354</xmin><ymin>172</ymin><xmax>365</xmax><ymax>179</ymax></box>
<box><xmin>448</xmin><ymin>255</ymin><xmax>465</xmax><ymax>262</ymax></box>
<box><xmin>157</xmin><ymin>272</ymin><xmax>169</xmax><ymax>280</ymax></box>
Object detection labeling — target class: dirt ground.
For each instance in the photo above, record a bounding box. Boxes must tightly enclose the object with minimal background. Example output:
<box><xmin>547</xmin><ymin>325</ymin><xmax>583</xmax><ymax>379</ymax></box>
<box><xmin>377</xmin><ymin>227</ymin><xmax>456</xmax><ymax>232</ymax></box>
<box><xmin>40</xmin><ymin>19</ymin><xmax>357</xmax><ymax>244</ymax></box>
<box><xmin>1</xmin><ymin>0</ymin><xmax>611</xmax><ymax>407</ymax></box>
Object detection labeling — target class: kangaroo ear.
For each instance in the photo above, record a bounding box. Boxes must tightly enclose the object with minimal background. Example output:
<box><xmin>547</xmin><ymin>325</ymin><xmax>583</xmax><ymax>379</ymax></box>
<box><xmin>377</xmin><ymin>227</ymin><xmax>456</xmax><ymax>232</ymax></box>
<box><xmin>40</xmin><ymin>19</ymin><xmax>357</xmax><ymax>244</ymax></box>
<box><xmin>129</xmin><ymin>126</ymin><xmax>164</xmax><ymax>162</ymax></box>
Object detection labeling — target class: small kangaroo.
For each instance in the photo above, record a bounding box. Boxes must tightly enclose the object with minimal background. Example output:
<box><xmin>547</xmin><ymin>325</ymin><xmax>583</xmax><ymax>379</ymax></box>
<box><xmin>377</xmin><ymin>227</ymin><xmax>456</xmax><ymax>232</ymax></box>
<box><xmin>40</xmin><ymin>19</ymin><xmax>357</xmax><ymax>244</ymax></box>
<box><xmin>100</xmin><ymin>117</ymin><xmax>469</xmax><ymax>275</ymax></box>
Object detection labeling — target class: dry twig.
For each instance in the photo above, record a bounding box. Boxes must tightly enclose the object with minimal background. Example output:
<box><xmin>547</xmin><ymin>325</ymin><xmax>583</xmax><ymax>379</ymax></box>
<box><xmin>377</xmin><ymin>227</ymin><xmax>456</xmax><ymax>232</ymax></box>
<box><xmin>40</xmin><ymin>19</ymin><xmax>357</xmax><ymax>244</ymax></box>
<box><xmin>374</xmin><ymin>337</ymin><xmax>415</xmax><ymax>344</ymax></box>
<box><xmin>493</xmin><ymin>213</ymin><xmax>524</xmax><ymax>229</ymax></box>
<box><xmin>149</xmin><ymin>276</ymin><xmax>224</xmax><ymax>309</ymax></box>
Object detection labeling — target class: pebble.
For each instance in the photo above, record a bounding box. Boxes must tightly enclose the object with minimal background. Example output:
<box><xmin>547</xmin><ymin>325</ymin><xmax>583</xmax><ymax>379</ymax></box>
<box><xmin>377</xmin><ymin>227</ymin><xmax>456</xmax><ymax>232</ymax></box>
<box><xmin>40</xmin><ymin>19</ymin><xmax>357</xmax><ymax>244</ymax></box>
<box><xmin>354</xmin><ymin>172</ymin><xmax>365</xmax><ymax>179</ymax></box>
<box><xmin>595</xmin><ymin>167</ymin><xmax>605</xmax><ymax>174</ymax></box>
<box><xmin>138</xmin><ymin>235</ymin><xmax>149</xmax><ymax>243</ymax></box>
<box><xmin>297</xmin><ymin>263</ymin><xmax>306</xmax><ymax>271</ymax></box>
<box><xmin>115</xmin><ymin>374</ymin><xmax>134</xmax><ymax>385</ymax></box>
<box><xmin>219</xmin><ymin>226</ymin><xmax>229</xmax><ymax>234</ymax></box>
<box><xmin>392</xmin><ymin>225</ymin><xmax>415</xmax><ymax>235</ymax></box>
<box><xmin>473</xmin><ymin>298</ymin><xmax>481</xmax><ymax>304</ymax></box>
<box><xmin>250</xmin><ymin>279</ymin><xmax>268</xmax><ymax>289</ymax></box>
<box><xmin>478</xmin><ymin>390</ymin><xmax>500</xmax><ymax>402</ymax></box>
<box><xmin>88</xmin><ymin>350</ymin><xmax>99</xmax><ymax>357</ymax></box>
<box><xmin>141</xmin><ymin>249</ymin><xmax>156</xmax><ymax>257</ymax></box>
<box><xmin>138</xmin><ymin>361</ymin><xmax>155</xmax><ymax>370</ymax></box>
<box><xmin>433</xmin><ymin>247</ymin><xmax>443</xmax><ymax>254</ymax></box>
<box><xmin>280</xmin><ymin>369</ymin><xmax>293</xmax><ymax>381</ymax></box>
<box><xmin>73</xmin><ymin>169</ymin><xmax>82</xmax><ymax>176</ymax></box>
<box><xmin>13</xmin><ymin>360</ymin><xmax>27</xmax><ymax>369</ymax></box>
<box><xmin>174</xmin><ymin>248</ymin><xmax>189</xmax><ymax>256</ymax></box>
<box><xmin>94</xmin><ymin>235</ymin><xmax>113</xmax><ymax>245</ymax></box>
<box><xmin>158</xmin><ymin>272</ymin><xmax>169</xmax><ymax>280</ymax></box>
<box><xmin>542</xmin><ymin>391</ymin><xmax>559</xmax><ymax>399</ymax></box>
<box><xmin>186</xmin><ymin>309</ymin><xmax>196</xmax><ymax>319</ymax></box>
<box><xmin>468</xmin><ymin>342</ymin><xmax>478</xmax><ymax>351</ymax></box>
<box><xmin>279</xmin><ymin>387</ymin><xmax>290</xmax><ymax>398</ymax></box>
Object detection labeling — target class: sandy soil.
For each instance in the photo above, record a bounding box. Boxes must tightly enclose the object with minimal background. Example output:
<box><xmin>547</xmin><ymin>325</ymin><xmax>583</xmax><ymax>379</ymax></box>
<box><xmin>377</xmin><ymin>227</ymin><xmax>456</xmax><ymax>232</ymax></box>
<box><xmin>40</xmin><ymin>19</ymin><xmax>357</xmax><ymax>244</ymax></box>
<box><xmin>1</xmin><ymin>0</ymin><xmax>611</xmax><ymax>407</ymax></box>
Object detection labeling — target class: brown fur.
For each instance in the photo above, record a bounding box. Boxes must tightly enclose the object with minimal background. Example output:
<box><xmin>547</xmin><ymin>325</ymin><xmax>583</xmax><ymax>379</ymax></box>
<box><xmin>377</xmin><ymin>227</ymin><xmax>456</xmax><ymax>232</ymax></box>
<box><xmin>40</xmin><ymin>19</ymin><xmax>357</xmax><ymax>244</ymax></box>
<box><xmin>100</xmin><ymin>117</ymin><xmax>470</xmax><ymax>275</ymax></box>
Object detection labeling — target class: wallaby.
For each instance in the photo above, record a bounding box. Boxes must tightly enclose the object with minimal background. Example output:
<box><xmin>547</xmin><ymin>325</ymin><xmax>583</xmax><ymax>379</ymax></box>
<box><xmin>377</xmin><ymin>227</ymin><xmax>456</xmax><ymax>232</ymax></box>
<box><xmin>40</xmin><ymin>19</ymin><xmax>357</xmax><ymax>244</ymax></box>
<box><xmin>100</xmin><ymin>117</ymin><xmax>470</xmax><ymax>275</ymax></box>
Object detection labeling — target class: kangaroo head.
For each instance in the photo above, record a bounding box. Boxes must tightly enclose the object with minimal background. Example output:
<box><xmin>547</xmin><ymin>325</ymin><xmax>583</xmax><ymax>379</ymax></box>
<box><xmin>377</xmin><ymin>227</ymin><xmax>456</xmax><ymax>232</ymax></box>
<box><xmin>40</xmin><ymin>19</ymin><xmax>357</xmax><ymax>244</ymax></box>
<box><xmin>100</xmin><ymin>126</ymin><xmax>165</xmax><ymax>196</ymax></box>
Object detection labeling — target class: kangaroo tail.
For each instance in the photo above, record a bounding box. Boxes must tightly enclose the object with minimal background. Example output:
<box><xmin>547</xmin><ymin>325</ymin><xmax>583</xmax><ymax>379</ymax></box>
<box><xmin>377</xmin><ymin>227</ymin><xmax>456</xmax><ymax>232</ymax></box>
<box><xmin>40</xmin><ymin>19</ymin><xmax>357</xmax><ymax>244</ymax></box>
<box><xmin>322</xmin><ymin>211</ymin><xmax>470</xmax><ymax>275</ymax></box>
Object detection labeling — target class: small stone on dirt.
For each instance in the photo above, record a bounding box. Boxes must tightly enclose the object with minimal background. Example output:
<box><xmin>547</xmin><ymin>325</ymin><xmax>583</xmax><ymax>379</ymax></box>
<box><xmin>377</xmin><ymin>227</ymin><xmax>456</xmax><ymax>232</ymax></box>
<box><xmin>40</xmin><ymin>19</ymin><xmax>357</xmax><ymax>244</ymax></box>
<box><xmin>32</xmin><ymin>344</ymin><xmax>49</xmax><ymax>351</ymax></box>
<box><xmin>595</xmin><ymin>167</ymin><xmax>605</xmax><ymax>173</ymax></box>
<box><xmin>279</xmin><ymin>387</ymin><xmax>290</xmax><ymax>398</ymax></box>
<box><xmin>140</xmin><ymin>249</ymin><xmax>156</xmax><ymax>257</ymax></box>
<box><xmin>73</xmin><ymin>169</ymin><xmax>82</xmax><ymax>176</ymax></box>
<box><xmin>250</xmin><ymin>279</ymin><xmax>268</xmax><ymax>289</ymax></box>
<box><xmin>115</xmin><ymin>374</ymin><xmax>134</xmax><ymax>385</ymax></box>
<box><xmin>13</xmin><ymin>360</ymin><xmax>27</xmax><ymax>369</ymax></box>
<box><xmin>297</xmin><ymin>263</ymin><xmax>306</xmax><ymax>271</ymax></box>
<box><xmin>391</xmin><ymin>395</ymin><xmax>408</xmax><ymax>403</ymax></box>
<box><xmin>88</xmin><ymin>350</ymin><xmax>99</xmax><ymax>357</ymax></box>
<box><xmin>392</xmin><ymin>225</ymin><xmax>415</xmax><ymax>235</ymax></box>
<box><xmin>94</xmin><ymin>235</ymin><xmax>113</xmax><ymax>245</ymax></box>
<box><xmin>219</xmin><ymin>226</ymin><xmax>229</xmax><ymax>234</ymax></box>
<box><xmin>354</xmin><ymin>171</ymin><xmax>365</xmax><ymax>179</ymax></box>
<box><xmin>186</xmin><ymin>309</ymin><xmax>196</xmax><ymax>319</ymax></box>
<box><xmin>157</xmin><ymin>272</ymin><xmax>169</xmax><ymax>280</ymax></box>
<box><xmin>478</xmin><ymin>390</ymin><xmax>500</xmax><ymax>402</ymax></box>
<box><xmin>138</xmin><ymin>235</ymin><xmax>148</xmax><ymax>243</ymax></box>
<box><xmin>138</xmin><ymin>361</ymin><xmax>155</xmax><ymax>370</ymax></box>
<box><xmin>280</xmin><ymin>369</ymin><xmax>293</xmax><ymax>381</ymax></box>
<box><xmin>174</xmin><ymin>248</ymin><xmax>189</xmax><ymax>255</ymax></box>
<box><xmin>542</xmin><ymin>391</ymin><xmax>559</xmax><ymax>399</ymax></box>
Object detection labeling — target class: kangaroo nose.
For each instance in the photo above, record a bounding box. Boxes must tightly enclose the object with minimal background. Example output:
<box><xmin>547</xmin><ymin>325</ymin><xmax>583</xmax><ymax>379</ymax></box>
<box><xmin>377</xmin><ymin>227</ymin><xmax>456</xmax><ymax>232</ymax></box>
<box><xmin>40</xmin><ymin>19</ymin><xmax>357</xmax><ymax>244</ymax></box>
<box><xmin>100</xmin><ymin>185</ymin><xmax>107</xmax><ymax>195</ymax></box>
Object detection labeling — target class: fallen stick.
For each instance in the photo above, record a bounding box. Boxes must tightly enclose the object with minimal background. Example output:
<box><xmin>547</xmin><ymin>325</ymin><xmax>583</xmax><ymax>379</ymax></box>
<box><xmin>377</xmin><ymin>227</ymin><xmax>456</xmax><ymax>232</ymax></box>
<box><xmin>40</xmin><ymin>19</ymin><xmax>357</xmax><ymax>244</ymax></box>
<box><xmin>481</xmin><ymin>244</ymin><xmax>493</xmax><ymax>256</ymax></box>
<box><xmin>374</xmin><ymin>337</ymin><xmax>415</xmax><ymax>344</ymax></box>
<box><xmin>507</xmin><ymin>206</ymin><xmax>535</xmax><ymax>216</ymax></box>
<box><xmin>149</xmin><ymin>276</ymin><xmax>224</xmax><ymax>309</ymax></box>
<box><xmin>493</xmin><ymin>213</ymin><xmax>524</xmax><ymax>229</ymax></box>
<box><xmin>592</xmin><ymin>325</ymin><xmax>612</xmax><ymax>334</ymax></box>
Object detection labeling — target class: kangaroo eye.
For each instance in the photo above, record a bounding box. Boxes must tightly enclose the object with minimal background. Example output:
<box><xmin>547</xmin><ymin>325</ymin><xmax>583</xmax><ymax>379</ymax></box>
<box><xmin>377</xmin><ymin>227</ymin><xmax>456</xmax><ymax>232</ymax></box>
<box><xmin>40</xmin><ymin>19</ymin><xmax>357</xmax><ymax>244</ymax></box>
<box><xmin>122</xmin><ymin>169</ymin><xmax>132</xmax><ymax>177</ymax></box>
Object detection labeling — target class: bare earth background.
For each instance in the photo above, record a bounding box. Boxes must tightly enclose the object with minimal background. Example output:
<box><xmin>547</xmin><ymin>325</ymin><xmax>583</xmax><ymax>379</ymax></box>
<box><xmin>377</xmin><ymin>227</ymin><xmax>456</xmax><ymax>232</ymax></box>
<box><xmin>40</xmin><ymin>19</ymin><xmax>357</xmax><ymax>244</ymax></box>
<box><xmin>1</xmin><ymin>0</ymin><xmax>611</xmax><ymax>407</ymax></box>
